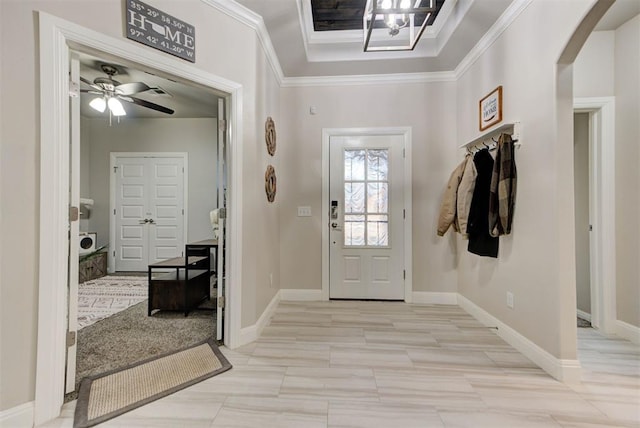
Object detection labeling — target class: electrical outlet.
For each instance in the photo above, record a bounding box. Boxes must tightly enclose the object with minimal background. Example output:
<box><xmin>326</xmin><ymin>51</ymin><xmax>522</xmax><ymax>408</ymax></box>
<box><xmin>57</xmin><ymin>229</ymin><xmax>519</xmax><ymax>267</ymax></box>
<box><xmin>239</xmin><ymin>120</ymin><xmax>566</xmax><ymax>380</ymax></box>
<box><xmin>506</xmin><ymin>291</ymin><xmax>514</xmax><ymax>309</ymax></box>
<box><xmin>297</xmin><ymin>206</ymin><xmax>312</xmax><ymax>217</ymax></box>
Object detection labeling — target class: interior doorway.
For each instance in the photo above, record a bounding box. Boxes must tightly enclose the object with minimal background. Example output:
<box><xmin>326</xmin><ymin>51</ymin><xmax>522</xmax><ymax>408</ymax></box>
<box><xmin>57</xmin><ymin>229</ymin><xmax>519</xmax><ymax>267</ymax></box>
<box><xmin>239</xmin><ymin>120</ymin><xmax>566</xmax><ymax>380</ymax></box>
<box><xmin>573</xmin><ymin>98</ymin><xmax>617</xmax><ymax>334</ymax></box>
<box><xmin>65</xmin><ymin>50</ymin><xmax>228</xmax><ymax>398</ymax></box>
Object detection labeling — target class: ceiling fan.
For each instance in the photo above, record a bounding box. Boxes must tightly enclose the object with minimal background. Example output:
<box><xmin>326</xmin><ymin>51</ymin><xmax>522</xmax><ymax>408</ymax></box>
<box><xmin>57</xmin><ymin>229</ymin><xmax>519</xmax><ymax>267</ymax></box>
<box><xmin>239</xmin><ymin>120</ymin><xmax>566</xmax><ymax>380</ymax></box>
<box><xmin>80</xmin><ymin>64</ymin><xmax>174</xmax><ymax>116</ymax></box>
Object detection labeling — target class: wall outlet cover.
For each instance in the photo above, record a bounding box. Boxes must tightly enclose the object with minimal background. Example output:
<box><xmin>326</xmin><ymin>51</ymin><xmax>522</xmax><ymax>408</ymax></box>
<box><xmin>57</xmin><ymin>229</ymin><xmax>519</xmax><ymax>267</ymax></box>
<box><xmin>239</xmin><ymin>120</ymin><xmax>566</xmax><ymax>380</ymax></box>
<box><xmin>297</xmin><ymin>206</ymin><xmax>312</xmax><ymax>217</ymax></box>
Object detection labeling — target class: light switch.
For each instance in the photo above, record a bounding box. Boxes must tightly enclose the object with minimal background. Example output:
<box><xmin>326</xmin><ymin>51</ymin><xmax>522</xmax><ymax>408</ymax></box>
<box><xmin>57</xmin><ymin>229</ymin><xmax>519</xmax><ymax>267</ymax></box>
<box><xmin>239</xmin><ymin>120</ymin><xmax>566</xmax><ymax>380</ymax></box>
<box><xmin>297</xmin><ymin>206</ymin><xmax>312</xmax><ymax>217</ymax></box>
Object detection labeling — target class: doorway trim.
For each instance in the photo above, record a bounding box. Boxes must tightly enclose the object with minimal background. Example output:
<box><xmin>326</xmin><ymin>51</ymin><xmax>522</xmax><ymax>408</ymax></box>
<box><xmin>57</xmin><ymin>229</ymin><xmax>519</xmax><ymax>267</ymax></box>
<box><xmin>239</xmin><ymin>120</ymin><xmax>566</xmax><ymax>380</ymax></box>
<box><xmin>321</xmin><ymin>127</ymin><xmax>413</xmax><ymax>302</ymax></box>
<box><xmin>573</xmin><ymin>97</ymin><xmax>616</xmax><ymax>334</ymax></box>
<box><xmin>109</xmin><ymin>152</ymin><xmax>189</xmax><ymax>273</ymax></box>
<box><xmin>36</xmin><ymin>12</ymin><xmax>244</xmax><ymax>425</ymax></box>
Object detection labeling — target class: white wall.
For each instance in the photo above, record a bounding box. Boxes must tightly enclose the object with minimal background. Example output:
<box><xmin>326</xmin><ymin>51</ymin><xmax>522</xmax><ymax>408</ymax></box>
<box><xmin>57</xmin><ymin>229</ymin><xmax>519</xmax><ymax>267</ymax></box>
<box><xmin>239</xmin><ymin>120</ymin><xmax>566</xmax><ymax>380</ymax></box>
<box><xmin>82</xmin><ymin>117</ymin><xmax>218</xmax><ymax>252</ymax></box>
<box><xmin>574</xmin><ymin>113</ymin><xmax>591</xmax><ymax>316</ymax></box>
<box><xmin>455</xmin><ymin>0</ymin><xmax>595</xmax><ymax>360</ymax></box>
<box><xmin>279</xmin><ymin>81</ymin><xmax>458</xmax><ymax>295</ymax></box>
<box><xmin>0</xmin><ymin>0</ymin><xmax>278</xmax><ymax>411</ymax></box>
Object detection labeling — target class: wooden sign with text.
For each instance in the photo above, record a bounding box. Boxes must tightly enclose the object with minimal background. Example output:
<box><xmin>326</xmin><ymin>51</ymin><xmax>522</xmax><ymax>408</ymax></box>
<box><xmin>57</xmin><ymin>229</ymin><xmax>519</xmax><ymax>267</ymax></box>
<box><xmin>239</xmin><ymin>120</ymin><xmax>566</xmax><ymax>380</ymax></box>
<box><xmin>126</xmin><ymin>0</ymin><xmax>195</xmax><ymax>62</ymax></box>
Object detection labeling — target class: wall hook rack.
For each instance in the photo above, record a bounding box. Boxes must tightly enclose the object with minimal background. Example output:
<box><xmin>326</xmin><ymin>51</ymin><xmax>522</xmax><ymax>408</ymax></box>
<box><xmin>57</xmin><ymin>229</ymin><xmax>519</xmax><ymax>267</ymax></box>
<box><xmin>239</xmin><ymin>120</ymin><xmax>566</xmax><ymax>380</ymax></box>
<box><xmin>460</xmin><ymin>122</ymin><xmax>522</xmax><ymax>153</ymax></box>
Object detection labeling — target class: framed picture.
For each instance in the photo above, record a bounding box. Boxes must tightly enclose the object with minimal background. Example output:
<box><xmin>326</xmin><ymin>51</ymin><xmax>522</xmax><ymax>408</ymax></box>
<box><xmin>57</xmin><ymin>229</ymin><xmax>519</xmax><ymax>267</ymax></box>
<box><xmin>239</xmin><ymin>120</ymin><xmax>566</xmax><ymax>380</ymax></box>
<box><xmin>479</xmin><ymin>86</ymin><xmax>503</xmax><ymax>131</ymax></box>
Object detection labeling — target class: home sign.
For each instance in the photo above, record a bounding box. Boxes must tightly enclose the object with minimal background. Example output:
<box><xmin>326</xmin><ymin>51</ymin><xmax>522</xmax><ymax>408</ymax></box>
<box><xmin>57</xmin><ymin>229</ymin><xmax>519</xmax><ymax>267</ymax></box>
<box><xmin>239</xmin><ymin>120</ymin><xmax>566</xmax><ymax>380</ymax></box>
<box><xmin>126</xmin><ymin>0</ymin><xmax>196</xmax><ymax>62</ymax></box>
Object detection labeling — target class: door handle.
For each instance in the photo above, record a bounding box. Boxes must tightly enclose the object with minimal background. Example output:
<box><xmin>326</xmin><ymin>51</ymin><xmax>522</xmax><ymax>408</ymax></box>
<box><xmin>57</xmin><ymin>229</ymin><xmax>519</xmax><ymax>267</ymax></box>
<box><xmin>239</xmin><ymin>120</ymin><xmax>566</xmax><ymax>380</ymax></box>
<box><xmin>331</xmin><ymin>222</ymin><xmax>338</xmax><ymax>228</ymax></box>
<box><xmin>139</xmin><ymin>219</ymin><xmax>149</xmax><ymax>224</ymax></box>
<box><xmin>148</xmin><ymin>218</ymin><xmax>155</xmax><ymax>224</ymax></box>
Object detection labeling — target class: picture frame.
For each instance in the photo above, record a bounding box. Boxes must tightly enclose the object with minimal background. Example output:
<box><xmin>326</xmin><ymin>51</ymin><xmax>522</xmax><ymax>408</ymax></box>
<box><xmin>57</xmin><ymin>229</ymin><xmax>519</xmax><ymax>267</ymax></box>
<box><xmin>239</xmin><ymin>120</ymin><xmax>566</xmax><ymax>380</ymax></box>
<box><xmin>479</xmin><ymin>86</ymin><xmax>503</xmax><ymax>131</ymax></box>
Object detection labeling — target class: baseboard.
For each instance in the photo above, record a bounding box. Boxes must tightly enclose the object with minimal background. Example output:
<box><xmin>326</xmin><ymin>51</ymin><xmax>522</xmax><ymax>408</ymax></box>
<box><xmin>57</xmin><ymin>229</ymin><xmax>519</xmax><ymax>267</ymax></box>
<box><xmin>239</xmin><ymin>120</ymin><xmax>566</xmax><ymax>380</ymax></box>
<box><xmin>457</xmin><ymin>295</ymin><xmax>582</xmax><ymax>383</ymax></box>
<box><xmin>0</xmin><ymin>401</ymin><xmax>34</xmax><ymax>428</ymax></box>
<box><xmin>615</xmin><ymin>319</ymin><xmax>640</xmax><ymax>345</ymax></box>
<box><xmin>238</xmin><ymin>290</ymin><xmax>281</xmax><ymax>347</ymax></box>
<box><xmin>280</xmin><ymin>289</ymin><xmax>323</xmax><ymax>301</ymax></box>
<box><xmin>412</xmin><ymin>292</ymin><xmax>458</xmax><ymax>305</ymax></box>
<box><xmin>576</xmin><ymin>309</ymin><xmax>591</xmax><ymax>322</ymax></box>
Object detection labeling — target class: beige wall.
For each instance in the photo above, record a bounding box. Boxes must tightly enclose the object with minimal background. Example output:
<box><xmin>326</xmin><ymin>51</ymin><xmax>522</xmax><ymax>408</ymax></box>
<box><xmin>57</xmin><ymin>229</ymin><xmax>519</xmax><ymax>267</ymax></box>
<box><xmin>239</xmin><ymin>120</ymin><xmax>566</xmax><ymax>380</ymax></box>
<box><xmin>278</xmin><ymin>82</ymin><xmax>458</xmax><ymax>294</ymax></box>
<box><xmin>614</xmin><ymin>15</ymin><xmax>640</xmax><ymax>328</ymax></box>
<box><xmin>82</xmin><ymin>117</ymin><xmax>218</xmax><ymax>250</ymax></box>
<box><xmin>573</xmin><ymin>113</ymin><xmax>591</xmax><ymax>315</ymax></box>
<box><xmin>574</xmin><ymin>31</ymin><xmax>615</xmax><ymax>98</ymax></box>
<box><xmin>0</xmin><ymin>0</ymin><xmax>278</xmax><ymax>411</ymax></box>
<box><xmin>455</xmin><ymin>0</ymin><xmax>595</xmax><ymax>360</ymax></box>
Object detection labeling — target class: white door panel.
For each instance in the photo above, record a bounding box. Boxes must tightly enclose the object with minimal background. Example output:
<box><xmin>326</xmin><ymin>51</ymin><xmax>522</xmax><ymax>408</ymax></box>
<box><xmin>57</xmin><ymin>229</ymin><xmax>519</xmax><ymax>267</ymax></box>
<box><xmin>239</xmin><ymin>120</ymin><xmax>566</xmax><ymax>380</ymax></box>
<box><xmin>114</xmin><ymin>155</ymin><xmax>185</xmax><ymax>270</ymax></box>
<box><xmin>329</xmin><ymin>135</ymin><xmax>404</xmax><ymax>300</ymax></box>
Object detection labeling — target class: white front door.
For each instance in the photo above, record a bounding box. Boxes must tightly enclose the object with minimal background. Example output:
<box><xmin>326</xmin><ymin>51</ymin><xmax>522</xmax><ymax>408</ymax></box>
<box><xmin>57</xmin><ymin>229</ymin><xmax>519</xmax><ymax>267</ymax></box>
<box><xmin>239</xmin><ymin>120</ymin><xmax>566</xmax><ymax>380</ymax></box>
<box><xmin>114</xmin><ymin>155</ymin><xmax>185</xmax><ymax>271</ymax></box>
<box><xmin>329</xmin><ymin>135</ymin><xmax>405</xmax><ymax>300</ymax></box>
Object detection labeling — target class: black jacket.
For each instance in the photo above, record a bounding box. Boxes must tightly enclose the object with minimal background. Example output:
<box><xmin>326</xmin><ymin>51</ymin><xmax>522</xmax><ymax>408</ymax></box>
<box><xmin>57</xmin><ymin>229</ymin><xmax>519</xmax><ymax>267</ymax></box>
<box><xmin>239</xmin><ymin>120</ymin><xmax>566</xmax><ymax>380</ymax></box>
<box><xmin>467</xmin><ymin>149</ymin><xmax>499</xmax><ymax>258</ymax></box>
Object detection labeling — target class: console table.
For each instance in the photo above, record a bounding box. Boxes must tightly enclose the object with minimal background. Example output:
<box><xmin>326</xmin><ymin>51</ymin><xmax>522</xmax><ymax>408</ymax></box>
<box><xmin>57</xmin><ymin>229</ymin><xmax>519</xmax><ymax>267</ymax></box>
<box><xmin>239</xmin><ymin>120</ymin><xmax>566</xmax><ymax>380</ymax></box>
<box><xmin>147</xmin><ymin>256</ymin><xmax>210</xmax><ymax>316</ymax></box>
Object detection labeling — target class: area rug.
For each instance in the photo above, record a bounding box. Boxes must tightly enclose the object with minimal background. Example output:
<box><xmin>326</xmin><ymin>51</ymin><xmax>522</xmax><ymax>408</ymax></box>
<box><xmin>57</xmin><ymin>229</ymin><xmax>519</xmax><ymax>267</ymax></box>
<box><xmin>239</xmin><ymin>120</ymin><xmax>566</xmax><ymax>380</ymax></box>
<box><xmin>78</xmin><ymin>275</ymin><xmax>148</xmax><ymax>329</ymax></box>
<box><xmin>74</xmin><ymin>337</ymin><xmax>231</xmax><ymax>428</ymax></box>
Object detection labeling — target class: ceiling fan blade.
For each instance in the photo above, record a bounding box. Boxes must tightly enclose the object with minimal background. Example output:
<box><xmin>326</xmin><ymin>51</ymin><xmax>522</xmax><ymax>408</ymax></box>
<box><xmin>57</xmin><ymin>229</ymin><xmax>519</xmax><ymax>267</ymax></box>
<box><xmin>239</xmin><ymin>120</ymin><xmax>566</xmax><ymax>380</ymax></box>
<box><xmin>80</xmin><ymin>76</ymin><xmax>103</xmax><ymax>91</ymax></box>
<box><xmin>119</xmin><ymin>95</ymin><xmax>174</xmax><ymax>115</ymax></box>
<box><xmin>81</xmin><ymin>89</ymin><xmax>103</xmax><ymax>95</ymax></box>
<box><xmin>116</xmin><ymin>82</ymin><xmax>151</xmax><ymax>96</ymax></box>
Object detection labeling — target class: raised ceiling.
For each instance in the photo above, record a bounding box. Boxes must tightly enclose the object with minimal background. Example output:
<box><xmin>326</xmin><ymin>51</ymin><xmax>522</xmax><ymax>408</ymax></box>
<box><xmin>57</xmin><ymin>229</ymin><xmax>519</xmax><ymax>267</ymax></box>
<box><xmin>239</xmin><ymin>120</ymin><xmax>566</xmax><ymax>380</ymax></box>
<box><xmin>232</xmin><ymin>0</ymin><xmax>640</xmax><ymax>78</ymax></box>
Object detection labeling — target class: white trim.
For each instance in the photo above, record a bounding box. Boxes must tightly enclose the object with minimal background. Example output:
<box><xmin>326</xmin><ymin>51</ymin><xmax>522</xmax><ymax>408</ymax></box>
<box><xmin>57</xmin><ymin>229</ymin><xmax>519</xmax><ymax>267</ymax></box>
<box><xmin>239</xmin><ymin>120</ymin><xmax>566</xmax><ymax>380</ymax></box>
<box><xmin>412</xmin><ymin>292</ymin><xmax>458</xmax><ymax>305</ymax></box>
<box><xmin>108</xmin><ymin>152</ymin><xmax>189</xmax><ymax>273</ymax></box>
<box><xmin>615</xmin><ymin>320</ymin><xmax>640</xmax><ymax>345</ymax></box>
<box><xmin>321</xmin><ymin>127</ymin><xmax>413</xmax><ymax>302</ymax></box>
<box><xmin>454</xmin><ymin>0</ymin><xmax>533</xmax><ymax>79</ymax></box>
<box><xmin>457</xmin><ymin>295</ymin><xmax>582</xmax><ymax>383</ymax></box>
<box><xmin>282</xmin><ymin>72</ymin><xmax>456</xmax><ymax>88</ymax></box>
<box><xmin>576</xmin><ymin>309</ymin><xmax>592</xmax><ymax>322</ymax></box>
<box><xmin>201</xmin><ymin>0</ymin><xmax>284</xmax><ymax>85</ymax></box>
<box><xmin>280</xmin><ymin>289</ymin><xmax>323</xmax><ymax>301</ymax></box>
<box><xmin>573</xmin><ymin>97</ymin><xmax>616</xmax><ymax>334</ymax></box>
<box><xmin>0</xmin><ymin>402</ymin><xmax>34</xmax><ymax>428</ymax></box>
<box><xmin>238</xmin><ymin>291</ymin><xmax>281</xmax><ymax>346</ymax></box>
<box><xmin>36</xmin><ymin>12</ymin><xmax>244</xmax><ymax>425</ymax></box>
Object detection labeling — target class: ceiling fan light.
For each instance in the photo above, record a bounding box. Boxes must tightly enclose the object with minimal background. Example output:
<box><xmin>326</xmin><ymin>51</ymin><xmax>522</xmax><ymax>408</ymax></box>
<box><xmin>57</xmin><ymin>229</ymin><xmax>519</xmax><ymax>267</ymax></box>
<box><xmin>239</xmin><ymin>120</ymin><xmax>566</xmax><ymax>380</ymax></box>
<box><xmin>108</xmin><ymin>97</ymin><xmax>127</xmax><ymax>116</ymax></box>
<box><xmin>89</xmin><ymin>97</ymin><xmax>106</xmax><ymax>113</ymax></box>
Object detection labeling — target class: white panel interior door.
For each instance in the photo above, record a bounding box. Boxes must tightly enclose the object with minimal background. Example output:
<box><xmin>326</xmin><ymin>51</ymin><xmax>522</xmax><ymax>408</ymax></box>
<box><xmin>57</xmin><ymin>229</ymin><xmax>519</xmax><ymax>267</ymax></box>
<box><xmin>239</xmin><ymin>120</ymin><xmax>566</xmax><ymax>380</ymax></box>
<box><xmin>329</xmin><ymin>135</ymin><xmax>405</xmax><ymax>300</ymax></box>
<box><xmin>115</xmin><ymin>158</ymin><xmax>150</xmax><ymax>271</ymax></box>
<box><xmin>216</xmin><ymin>98</ymin><xmax>226</xmax><ymax>342</ymax></box>
<box><xmin>114</xmin><ymin>155</ymin><xmax>185</xmax><ymax>271</ymax></box>
<box><xmin>65</xmin><ymin>52</ymin><xmax>80</xmax><ymax>393</ymax></box>
<box><xmin>147</xmin><ymin>157</ymin><xmax>185</xmax><ymax>265</ymax></box>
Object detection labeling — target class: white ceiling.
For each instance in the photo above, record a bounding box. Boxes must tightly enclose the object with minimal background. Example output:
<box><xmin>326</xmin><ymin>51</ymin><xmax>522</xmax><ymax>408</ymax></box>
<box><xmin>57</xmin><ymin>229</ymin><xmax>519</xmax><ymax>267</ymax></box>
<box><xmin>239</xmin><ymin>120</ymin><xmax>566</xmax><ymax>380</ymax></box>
<box><xmin>79</xmin><ymin>0</ymin><xmax>639</xmax><ymax>118</ymax></box>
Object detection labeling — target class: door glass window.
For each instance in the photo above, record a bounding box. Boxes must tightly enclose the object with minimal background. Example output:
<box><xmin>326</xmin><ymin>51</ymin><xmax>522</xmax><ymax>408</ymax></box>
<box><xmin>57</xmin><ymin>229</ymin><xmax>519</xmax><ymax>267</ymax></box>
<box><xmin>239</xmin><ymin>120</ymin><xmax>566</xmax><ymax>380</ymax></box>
<box><xmin>344</xmin><ymin>148</ymin><xmax>389</xmax><ymax>247</ymax></box>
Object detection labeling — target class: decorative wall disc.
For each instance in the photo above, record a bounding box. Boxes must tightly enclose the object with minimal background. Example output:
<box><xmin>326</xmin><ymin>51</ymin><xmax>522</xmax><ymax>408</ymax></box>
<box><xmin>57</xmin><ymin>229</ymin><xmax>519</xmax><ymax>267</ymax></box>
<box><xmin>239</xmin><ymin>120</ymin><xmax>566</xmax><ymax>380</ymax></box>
<box><xmin>265</xmin><ymin>165</ymin><xmax>277</xmax><ymax>203</ymax></box>
<box><xmin>265</xmin><ymin>117</ymin><xmax>276</xmax><ymax>156</ymax></box>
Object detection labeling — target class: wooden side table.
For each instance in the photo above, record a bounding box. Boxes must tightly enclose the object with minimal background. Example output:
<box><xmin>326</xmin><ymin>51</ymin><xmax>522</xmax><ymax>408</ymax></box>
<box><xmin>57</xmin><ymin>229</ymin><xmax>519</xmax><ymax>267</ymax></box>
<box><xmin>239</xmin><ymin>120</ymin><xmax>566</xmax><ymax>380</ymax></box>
<box><xmin>147</xmin><ymin>256</ymin><xmax>210</xmax><ymax>316</ymax></box>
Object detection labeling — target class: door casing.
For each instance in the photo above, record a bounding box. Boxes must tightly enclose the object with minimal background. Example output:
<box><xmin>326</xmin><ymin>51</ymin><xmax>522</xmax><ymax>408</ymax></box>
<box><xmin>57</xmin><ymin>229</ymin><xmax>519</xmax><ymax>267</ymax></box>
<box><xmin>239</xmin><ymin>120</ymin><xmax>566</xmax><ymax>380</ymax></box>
<box><xmin>36</xmin><ymin>13</ymin><xmax>244</xmax><ymax>425</ymax></box>
<box><xmin>322</xmin><ymin>127</ymin><xmax>413</xmax><ymax>302</ymax></box>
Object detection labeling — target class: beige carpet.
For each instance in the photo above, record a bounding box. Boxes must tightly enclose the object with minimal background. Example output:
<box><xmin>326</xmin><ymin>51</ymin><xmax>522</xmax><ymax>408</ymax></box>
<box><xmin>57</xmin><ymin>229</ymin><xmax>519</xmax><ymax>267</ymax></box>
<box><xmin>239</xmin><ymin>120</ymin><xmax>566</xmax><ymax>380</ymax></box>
<box><xmin>74</xmin><ymin>338</ymin><xmax>231</xmax><ymax>428</ymax></box>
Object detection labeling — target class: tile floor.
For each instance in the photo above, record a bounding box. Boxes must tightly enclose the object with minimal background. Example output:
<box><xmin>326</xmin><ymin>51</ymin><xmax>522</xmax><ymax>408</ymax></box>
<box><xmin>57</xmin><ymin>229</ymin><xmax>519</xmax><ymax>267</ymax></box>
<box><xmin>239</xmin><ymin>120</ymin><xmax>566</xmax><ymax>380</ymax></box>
<box><xmin>42</xmin><ymin>301</ymin><xmax>640</xmax><ymax>427</ymax></box>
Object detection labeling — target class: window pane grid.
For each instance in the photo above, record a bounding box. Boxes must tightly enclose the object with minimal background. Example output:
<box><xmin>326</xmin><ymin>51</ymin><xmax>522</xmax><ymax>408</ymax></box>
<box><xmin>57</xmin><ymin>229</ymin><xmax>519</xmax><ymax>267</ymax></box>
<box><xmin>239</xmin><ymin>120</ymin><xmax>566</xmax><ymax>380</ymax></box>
<box><xmin>344</xmin><ymin>148</ymin><xmax>389</xmax><ymax>247</ymax></box>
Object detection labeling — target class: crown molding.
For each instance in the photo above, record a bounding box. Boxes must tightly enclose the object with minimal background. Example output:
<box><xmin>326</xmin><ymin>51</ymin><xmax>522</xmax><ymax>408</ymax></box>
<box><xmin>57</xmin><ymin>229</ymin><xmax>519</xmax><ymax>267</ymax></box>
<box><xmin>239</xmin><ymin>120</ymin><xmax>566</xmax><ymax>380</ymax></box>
<box><xmin>281</xmin><ymin>71</ymin><xmax>457</xmax><ymax>87</ymax></box>
<box><xmin>201</xmin><ymin>0</ymin><xmax>285</xmax><ymax>85</ymax></box>
<box><xmin>454</xmin><ymin>0</ymin><xmax>533</xmax><ymax>79</ymax></box>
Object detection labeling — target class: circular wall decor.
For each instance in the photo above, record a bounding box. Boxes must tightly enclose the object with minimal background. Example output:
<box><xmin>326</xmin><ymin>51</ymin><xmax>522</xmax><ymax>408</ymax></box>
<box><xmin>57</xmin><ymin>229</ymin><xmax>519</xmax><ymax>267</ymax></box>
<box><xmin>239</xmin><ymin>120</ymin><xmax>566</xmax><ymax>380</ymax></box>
<box><xmin>265</xmin><ymin>165</ymin><xmax>277</xmax><ymax>203</ymax></box>
<box><xmin>265</xmin><ymin>116</ymin><xmax>276</xmax><ymax>156</ymax></box>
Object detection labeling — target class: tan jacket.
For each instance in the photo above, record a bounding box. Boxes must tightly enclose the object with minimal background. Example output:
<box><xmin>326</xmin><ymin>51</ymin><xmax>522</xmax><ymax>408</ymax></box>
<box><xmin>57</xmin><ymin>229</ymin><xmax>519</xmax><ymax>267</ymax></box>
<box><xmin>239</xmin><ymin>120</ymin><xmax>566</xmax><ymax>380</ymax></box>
<box><xmin>457</xmin><ymin>155</ymin><xmax>478</xmax><ymax>238</ymax></box>
<box><xmin>437</xmin><ymin>156</ymin><xmax>469</xmax><ymax>236</ymax></box>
